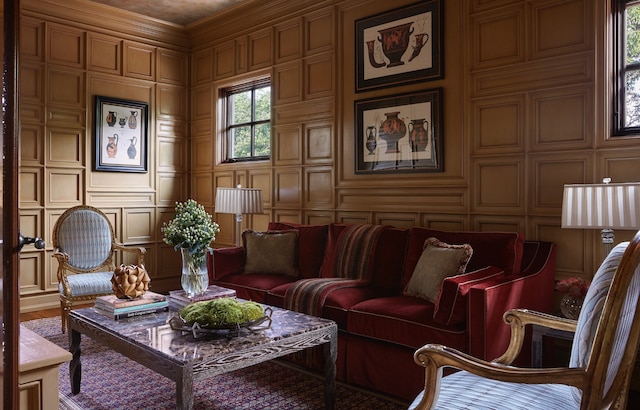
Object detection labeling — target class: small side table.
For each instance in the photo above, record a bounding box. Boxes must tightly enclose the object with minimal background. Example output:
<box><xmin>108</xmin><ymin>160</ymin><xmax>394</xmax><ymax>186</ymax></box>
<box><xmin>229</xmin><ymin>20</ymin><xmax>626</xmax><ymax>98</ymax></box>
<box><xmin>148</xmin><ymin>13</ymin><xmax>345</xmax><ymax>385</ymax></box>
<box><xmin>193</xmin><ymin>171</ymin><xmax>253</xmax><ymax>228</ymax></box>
<box><xmin>531</xmin><ymin>324</ymin><xmax>574</xmax><ymax>367</ymax></box>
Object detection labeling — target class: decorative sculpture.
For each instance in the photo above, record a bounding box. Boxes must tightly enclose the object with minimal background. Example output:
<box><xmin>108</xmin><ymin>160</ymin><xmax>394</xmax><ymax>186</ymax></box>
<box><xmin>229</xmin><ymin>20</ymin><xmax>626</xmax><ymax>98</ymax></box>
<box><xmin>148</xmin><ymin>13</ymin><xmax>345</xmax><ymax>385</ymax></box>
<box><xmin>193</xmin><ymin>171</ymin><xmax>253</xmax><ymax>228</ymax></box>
<box><xmin>111</xmin><ymin>264</ymin><xmax>150</xmax><ymax>299</ymax></box>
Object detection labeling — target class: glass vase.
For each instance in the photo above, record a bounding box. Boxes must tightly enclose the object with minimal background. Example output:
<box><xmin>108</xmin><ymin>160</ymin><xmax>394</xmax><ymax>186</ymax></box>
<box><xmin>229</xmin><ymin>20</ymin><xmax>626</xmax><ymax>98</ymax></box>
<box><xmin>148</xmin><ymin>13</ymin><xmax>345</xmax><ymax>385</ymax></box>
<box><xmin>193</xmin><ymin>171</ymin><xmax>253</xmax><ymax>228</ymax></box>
<box><xmin>180</xmin><ymin>248</ymin><xmax>208</xmax><ymax>298</ymax></box>
<box><xmin>560</xmin><ymin>293</ymin><xmax>583</xmax><ymax>320</ymax></box>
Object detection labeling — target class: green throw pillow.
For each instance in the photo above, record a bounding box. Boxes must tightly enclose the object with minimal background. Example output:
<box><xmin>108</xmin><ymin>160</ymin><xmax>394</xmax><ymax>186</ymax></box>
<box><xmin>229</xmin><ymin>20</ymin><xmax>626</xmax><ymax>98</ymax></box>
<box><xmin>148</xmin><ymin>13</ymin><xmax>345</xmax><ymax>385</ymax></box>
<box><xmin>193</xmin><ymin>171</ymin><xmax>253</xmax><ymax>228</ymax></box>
<box><xmin>242</xmin><ymin>230</ymin><xmax>299</xmax><ymax>276</ymax></box>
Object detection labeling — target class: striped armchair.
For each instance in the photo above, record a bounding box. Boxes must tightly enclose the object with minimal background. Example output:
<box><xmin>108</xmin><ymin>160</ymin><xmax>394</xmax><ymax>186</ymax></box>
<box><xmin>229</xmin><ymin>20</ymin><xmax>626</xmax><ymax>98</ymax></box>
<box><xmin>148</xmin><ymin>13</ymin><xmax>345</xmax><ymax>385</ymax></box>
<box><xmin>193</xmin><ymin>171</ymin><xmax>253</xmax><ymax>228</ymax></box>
<box><xmin>410</xmin><ymin>231</ymin><xmax>640</xmax><ymax>410</ymax></box>
<box><xmin>52</xmin><ymin>205</ymin><xmax>146</xmax><ymax>333</ymax></box>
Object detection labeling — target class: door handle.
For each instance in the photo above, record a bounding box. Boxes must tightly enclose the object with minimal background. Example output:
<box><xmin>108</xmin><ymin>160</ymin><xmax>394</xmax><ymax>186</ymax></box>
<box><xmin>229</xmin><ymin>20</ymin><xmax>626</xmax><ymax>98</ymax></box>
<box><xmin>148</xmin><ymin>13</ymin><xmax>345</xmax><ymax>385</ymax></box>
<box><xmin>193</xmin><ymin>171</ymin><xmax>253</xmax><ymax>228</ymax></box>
<box><xmin>18</xmin><ymin>231</ymin><xmax>45</xmax><ymax>251</ymax></box>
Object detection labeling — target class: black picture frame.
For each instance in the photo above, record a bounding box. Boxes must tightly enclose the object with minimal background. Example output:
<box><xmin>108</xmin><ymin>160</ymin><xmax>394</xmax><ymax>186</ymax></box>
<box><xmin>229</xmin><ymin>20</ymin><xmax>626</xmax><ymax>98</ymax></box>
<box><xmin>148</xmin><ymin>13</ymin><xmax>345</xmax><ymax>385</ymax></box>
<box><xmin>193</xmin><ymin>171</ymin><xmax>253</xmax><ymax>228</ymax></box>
<box><xmin>355</xmin><ymin>88</ymin><xmax>443</xmax><ymax>174</ymax></box>
<box><xmin>355</xmin><ymin>0</ymin><xmax>443</xmax><ymax>93</ymax></box>
<box><xmin>94</xmin><ymin>95</ymin><xmax>148</xmax><ymax>173</ymax></box>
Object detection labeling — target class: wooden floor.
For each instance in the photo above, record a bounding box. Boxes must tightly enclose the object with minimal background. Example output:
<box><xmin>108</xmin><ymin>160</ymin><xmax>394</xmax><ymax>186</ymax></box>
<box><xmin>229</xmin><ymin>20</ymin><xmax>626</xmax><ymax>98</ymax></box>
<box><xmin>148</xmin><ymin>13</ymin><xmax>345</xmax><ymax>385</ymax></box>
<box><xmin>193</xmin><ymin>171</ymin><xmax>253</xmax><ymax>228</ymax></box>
<box><xmin>19</xmin><ymin>304</ymin><xmax>92</xmax><ymax>322</ymax></box>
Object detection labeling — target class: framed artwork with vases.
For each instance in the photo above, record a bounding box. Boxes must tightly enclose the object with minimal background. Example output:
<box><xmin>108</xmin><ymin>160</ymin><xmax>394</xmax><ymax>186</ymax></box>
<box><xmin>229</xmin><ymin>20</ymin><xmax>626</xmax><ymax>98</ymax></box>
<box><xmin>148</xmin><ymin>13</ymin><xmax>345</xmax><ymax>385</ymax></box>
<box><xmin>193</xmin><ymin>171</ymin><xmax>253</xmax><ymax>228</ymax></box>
<box><xmin>355</xmin><ymin>88</ymin><xmax>443</xmax><ymax>174</ymax></box>
<box><xmin>355</xmin><ymin>0</ymin><xmax>443</xmax><ymax>93</ymax></box>
<box><xmin>94</xmin><ymin>95</ymin><xmax>148</xmax><ymax>173</ymax></box>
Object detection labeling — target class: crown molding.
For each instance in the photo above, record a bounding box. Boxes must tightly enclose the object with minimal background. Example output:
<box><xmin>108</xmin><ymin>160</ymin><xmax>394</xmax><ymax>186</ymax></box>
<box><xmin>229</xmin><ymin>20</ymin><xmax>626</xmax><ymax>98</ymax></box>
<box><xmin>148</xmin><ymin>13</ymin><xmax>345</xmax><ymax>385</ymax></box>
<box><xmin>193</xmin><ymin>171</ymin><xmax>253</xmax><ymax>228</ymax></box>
<box><xmin>23</xmin><ymin>0</ymin><xmax>190</xmax><ymax>50</ymax></box>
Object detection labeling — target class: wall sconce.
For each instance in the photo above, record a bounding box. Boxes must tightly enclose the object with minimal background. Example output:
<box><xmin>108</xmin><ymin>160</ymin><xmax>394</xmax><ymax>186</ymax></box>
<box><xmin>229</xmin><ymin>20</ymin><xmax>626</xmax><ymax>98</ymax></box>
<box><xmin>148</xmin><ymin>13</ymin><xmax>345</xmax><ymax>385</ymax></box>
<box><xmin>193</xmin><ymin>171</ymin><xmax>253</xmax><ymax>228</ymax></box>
<box><xmin>561</xmin><ymin>178</ymin><xmax>640</xmax><ymax>257</ymax></box>
<box><xmin>215</xmin><ymin>185</ymin><xmax>264</xmax><ymax>247</ymax></box>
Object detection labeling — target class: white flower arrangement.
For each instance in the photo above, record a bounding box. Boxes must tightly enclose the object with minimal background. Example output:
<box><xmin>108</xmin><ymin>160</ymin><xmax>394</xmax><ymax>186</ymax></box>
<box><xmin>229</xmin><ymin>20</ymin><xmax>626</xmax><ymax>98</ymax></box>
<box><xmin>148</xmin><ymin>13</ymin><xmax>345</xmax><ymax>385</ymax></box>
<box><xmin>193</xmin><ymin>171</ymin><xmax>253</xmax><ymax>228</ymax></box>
<box><xmin>162</xmin><ymin>199</ymin><xmax>220</xmax><ymax>255</ymax></box>
<box><xmin>162</xmin><ymin>199</ymin><xmax>220</xmax><ymax>296</ymax></box>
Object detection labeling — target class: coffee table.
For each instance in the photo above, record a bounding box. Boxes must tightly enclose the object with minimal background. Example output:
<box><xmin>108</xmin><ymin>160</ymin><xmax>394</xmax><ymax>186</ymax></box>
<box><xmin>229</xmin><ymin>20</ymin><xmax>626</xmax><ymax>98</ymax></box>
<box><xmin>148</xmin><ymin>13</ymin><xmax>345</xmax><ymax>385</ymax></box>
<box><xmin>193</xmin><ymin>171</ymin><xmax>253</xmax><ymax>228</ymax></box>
<box><xmin>68</xmin><ymin>304</ymin><xmax>338</xmax><ymax>409</ymax></box>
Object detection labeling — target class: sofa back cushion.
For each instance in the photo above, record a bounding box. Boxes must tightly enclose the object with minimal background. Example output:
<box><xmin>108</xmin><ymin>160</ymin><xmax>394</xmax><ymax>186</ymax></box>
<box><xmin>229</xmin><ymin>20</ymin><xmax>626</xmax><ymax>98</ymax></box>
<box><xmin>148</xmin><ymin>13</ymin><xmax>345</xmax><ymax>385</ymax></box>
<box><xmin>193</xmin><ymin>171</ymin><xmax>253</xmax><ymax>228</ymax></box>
<box><xmin>320</xmin><ymin>223</ymin><xmax>349</xmax><ymax>278</ymax></box>
<box><xmin>267</xmin><ymin>222</ymin><xmax>328</xmax><ymax>278</ymax></box>
<box><xmin>370</xmin><ymin>227</ymin><xmax>410</xmax><ymax>291</ymax></box>
<box><xmin>403</xmin><ymin>227</ymin><xmax>524</xmax><ymax>287</ymax></box>
<box><xmin>319</xmin><ymin>224</ymin><xmax>409</xmax><ymax>288</ymax></box>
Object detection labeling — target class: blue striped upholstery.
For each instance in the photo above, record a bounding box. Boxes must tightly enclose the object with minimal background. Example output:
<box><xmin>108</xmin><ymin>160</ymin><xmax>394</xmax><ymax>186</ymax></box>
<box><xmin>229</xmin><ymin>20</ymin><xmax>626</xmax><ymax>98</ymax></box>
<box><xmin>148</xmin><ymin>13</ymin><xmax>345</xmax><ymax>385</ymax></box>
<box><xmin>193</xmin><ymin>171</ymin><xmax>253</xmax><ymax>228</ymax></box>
<box><xmin>59</xmin><ymin>272</ymin><xmax>113</xmax><ymax>296</ymax></box>
<box><xmin>410</xmin><ymin>372</ymin><xmax>578</xmax><ymax>409</ymax></box>
<box><xmin>409</xmin><ymin>241</ymin><xmax>638</xmax><ymax>409</ymax></box>
<box><xmin>569</xmin><ymin>242</ymin><xmax>637</xmax><ymax>402</ymax></box>
<box><xmin>57</xmin><ymin>209</ymin><xmax>113</xmax><ymax>270</ymax></box>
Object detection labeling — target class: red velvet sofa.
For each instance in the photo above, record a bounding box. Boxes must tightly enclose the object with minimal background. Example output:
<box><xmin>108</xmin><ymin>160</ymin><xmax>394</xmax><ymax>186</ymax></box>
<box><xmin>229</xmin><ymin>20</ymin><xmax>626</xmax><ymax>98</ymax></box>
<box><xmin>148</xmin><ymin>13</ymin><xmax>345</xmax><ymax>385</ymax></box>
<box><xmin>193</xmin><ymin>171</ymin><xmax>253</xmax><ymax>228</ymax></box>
<box><xmin>207</xmin><ymin>222</ymin><xmax>556</xmax><ymax>401</ymax></box>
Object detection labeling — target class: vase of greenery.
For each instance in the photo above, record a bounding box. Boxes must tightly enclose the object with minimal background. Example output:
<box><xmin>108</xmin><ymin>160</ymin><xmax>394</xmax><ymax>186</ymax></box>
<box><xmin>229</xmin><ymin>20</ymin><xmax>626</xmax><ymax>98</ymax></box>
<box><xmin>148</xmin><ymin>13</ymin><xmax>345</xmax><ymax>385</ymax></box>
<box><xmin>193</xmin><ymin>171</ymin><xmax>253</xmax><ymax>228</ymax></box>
<box><xmin>162</xmin><ymin>199</ymin><xmax>220</xmax><ymax>298</ymax></box>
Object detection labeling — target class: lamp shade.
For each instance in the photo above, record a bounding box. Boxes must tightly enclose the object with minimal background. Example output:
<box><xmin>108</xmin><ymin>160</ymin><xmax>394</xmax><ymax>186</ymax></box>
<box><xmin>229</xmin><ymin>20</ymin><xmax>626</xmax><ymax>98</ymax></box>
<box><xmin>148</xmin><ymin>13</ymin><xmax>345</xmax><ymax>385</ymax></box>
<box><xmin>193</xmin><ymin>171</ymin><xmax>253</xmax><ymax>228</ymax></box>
<box><xmin>561</xmin><ymin>182</ymin><xmax>640</xmax><ymax>229</ymax></box>
<box><xmin>215</xmin><ymin>187</ymin><xmax>263</xmax><ymax>215</ymax></box>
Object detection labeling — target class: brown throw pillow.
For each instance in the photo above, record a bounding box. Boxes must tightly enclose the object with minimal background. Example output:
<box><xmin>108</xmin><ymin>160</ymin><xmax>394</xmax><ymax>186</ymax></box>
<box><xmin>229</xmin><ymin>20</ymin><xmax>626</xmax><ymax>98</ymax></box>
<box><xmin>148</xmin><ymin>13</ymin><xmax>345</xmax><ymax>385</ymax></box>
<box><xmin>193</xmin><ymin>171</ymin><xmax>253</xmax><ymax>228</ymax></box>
<box><xmin>403</xmin><ymin>237</ymin><xmax>473</xmax><ymax>303</ymax></box>
<box><xmin>242</xmin><ymin>230</ymin><xmax>299</xmax><ymax>276</ymax></box>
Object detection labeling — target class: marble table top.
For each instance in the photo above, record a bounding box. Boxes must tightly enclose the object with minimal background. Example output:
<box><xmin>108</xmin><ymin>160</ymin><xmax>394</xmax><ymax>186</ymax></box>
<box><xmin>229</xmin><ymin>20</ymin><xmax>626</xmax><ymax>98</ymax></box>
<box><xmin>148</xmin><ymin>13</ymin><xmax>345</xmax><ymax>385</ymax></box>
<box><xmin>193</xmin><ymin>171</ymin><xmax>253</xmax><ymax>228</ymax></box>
<box><xmin>70</xmin><ymin>303</ymin><xmax>336</xmax><ymax>365</ymax></box>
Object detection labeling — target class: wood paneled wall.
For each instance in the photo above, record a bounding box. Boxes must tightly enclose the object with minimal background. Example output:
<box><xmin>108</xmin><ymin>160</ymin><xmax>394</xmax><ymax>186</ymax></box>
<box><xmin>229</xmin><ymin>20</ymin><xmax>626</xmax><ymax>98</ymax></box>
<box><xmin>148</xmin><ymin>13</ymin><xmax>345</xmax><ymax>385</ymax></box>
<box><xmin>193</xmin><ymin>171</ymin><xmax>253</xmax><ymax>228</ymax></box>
<box><xmin>190</xmin><ymin>0</ymin><xmax>640</xmax><ymax>284</ymax></box>
<box><xmin>16</xmin><ymin>0</ymin><xmax>640</xmax><ymax>311</ymax></box>
<box><xmin>18</xmin><ymin>0</ymin><xmax>189</xmax><ymax>311</ymax></box>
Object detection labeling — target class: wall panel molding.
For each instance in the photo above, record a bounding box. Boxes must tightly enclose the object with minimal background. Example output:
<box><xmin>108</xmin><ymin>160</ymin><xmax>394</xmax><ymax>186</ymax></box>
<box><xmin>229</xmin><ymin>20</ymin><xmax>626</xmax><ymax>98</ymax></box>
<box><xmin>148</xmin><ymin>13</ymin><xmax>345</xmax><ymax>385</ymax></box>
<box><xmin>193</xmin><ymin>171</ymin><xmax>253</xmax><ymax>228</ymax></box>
<box><xmin>276</xmin><ymin>17</ymin><xmax>303</xmax><ymax>63</ymax></box>
<box><xmin>337</xmin><ymin>188</ymin><xmax>467</xmax><ymax>213</ymax></box>
<box><xmin>87</xmin><ymin>32</ymin><xmax>121</xmax><ymax>75</ymax></box>
<box><xmin>471</xmin><ymin>52</ymin><xmax>593</xmax><ymax>96</ymax></box>
<box><xmin>471</xmin><ymin>6</ymin><xmax>524</xmax><ymax>69</ymax></box>
<box><xmin>529</xmin><ymin>85</ymin><xmax>593</xmax><ymax>151</ymax></box>
<box><xmin>471</xmin><ymin>94</ymin><xmax>525</xmax><ymax>154</ymax></box>
<box><xmin>472</xmin><ymin>158</ymin><xmax>524</xmax><ymax>213</ymax></box>
<box><xmin>530</xmin><ymin>0</ymin><xmax>592</xmax><ymax>60</ymax></box>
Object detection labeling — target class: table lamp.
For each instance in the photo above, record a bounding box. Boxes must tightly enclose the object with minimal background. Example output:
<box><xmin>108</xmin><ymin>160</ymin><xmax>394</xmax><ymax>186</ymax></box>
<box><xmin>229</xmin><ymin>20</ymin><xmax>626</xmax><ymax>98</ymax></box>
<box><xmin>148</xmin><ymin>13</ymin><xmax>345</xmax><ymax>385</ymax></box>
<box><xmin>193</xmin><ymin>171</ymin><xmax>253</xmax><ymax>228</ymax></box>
<box><xmin>215</xmin><ymin>185</ymin><xmax>264</xmax><ymax>246</ymax></box>
<box><xmin>561</xmin><ymin>179</ymin><xmax>640</xmax><ymax>257</ymax></box>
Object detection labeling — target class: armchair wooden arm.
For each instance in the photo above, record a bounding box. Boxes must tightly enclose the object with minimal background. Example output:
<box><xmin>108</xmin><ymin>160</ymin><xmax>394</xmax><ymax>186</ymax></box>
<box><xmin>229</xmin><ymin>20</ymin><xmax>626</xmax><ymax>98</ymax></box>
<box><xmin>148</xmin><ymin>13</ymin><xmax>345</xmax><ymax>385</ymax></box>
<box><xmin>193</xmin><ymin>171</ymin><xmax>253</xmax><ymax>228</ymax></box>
<box><xmin>493</xmin><ymin>308</ymin><xmax>576</xmax><ymax>365</ymax></box>
<box><xmin>412</xmin><ymin>344</ymin><xmax>586</xmax><ymax>410</ymax></box>
<box><xmin>113</xmin><ymin>243</ymin><xmax>146</xmax><ymax>265</ymax></box>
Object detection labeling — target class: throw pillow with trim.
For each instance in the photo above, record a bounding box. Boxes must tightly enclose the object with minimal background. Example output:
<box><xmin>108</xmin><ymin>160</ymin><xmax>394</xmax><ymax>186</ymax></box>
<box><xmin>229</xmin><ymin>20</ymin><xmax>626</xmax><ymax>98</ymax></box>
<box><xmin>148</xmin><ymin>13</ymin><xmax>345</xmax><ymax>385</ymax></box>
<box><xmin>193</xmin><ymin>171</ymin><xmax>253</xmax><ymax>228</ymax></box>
<box><xmin>242</xmin><ymin>230</ymin><xmax>299</xmax><ymax>276</ymax></box>
<box><xmin>403</xmin><ymin>237</ymin><xmax>473</xmax><ymax>303</ymax></box>
<box><xmin>433</xmin><ymin>265</ymin><xmax>505</xmax><ymax>325</ymax></box>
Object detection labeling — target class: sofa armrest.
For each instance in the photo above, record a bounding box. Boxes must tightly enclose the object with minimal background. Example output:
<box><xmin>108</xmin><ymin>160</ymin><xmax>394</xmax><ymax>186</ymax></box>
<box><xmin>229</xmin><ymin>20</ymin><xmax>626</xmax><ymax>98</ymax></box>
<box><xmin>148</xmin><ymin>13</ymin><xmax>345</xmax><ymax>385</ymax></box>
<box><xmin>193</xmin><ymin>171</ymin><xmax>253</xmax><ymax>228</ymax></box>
<box><xmin>207</xmin><ymin>246</ymin><xmax>245</xmax><ymax>281</ymax></box>
<box><xmin>467</xmin><ymin>241</ymin><xmax>556</xmax><ymax>363</ymax></box>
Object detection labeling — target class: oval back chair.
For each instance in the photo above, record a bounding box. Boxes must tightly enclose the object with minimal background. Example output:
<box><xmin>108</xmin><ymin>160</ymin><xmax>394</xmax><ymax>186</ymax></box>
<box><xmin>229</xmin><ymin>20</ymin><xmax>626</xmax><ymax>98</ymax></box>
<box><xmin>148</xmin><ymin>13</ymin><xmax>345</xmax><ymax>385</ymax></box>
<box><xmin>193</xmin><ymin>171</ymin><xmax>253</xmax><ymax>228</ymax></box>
<box><xmin>410</xmin><ymin>230</ymin><xmax>640</xmax><ymax>410</ymax></box>
<box><xmin>52</xmin><ymin>205</ymin><xmax>145</xmax><ymax>333</ymax></box>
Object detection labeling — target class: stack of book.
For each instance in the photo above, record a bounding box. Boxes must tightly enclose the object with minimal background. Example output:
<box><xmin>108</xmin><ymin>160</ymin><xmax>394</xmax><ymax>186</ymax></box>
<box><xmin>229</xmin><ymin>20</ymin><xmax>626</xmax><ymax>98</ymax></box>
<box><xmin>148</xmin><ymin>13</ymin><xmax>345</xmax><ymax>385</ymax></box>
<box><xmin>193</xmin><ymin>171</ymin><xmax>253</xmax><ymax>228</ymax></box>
<box><xmin>95</xmin><ymin>291</ymin><xmax>169</xmax><ymax>320</ymax></box>
<box><xmin>168</xmin><ymin>285</ymin><xmax>236</xmax><ymax>310</ymax></box>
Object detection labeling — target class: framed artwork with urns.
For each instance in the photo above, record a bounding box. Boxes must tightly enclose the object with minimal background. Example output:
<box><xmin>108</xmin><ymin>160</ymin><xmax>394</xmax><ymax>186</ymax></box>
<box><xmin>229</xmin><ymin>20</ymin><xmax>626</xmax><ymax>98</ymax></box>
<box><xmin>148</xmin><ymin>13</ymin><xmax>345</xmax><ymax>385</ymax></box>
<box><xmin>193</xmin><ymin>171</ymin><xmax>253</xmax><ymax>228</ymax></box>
<box><xmin>94</xmin><ymin>95</ymin><xmax>148</xmax><ymax>173</ymax></box>
<box><xmin>355</xmin><ymin>88</ymin><xmax>443</xmax><ymax>174</ymax></box>
<box><xmin>355</xmin><ymin>0</ymin><xmax>443</xmax><ymax>92</ymax></box>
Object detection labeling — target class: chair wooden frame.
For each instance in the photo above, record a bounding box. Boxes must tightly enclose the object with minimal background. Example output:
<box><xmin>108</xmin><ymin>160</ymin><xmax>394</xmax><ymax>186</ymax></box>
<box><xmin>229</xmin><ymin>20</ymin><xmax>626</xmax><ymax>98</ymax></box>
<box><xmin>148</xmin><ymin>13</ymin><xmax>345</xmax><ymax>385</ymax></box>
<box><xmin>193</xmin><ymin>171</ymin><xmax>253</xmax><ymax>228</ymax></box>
<box><xmin>412</xmin><ymin>230</ymin><xmax>640</xmax><ymax>410</ymax></box>
<box><xmin>52</xmin><ymin>205</ymin><xmax>146</xmax><ymax>333</ymax></box>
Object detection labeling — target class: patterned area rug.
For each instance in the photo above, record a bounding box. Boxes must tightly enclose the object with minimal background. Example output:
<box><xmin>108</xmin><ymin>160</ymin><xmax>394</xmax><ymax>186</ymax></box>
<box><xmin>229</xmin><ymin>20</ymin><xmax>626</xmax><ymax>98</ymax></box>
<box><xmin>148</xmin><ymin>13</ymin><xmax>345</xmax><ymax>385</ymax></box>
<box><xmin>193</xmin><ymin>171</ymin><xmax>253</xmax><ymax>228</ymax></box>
<box><xmin>23</xmin><ymin>317</ymin><xmax>409</xmax><ymax>410</ymax></box>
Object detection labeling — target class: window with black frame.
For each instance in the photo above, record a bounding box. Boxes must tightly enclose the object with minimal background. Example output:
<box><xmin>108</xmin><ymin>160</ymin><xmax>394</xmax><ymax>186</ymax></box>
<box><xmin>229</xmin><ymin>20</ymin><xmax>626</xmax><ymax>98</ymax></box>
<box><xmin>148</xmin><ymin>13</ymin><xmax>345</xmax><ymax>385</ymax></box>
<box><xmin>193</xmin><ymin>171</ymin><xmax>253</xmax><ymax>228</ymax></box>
<box><xmin>614</xmin><ymin>0</ymin><xmax>640</xmax><ymax>135</ymax></box>
<box><xmin>221</xmin><ymin>78</ymin><xmax>271</xmax><ymax>162</ymax></box>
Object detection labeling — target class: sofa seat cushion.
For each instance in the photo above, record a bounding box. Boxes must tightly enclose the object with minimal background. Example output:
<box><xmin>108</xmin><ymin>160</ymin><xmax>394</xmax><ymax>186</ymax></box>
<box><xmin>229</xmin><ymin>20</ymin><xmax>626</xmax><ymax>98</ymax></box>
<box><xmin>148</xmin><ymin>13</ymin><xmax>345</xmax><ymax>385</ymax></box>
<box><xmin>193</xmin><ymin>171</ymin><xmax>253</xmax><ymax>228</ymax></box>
<box><xmin>265</xmin><ymin>282</ymin><xmax>294</xmax><ymax>308</ymax></box>
<box><xmin>347</xmin><ymin>295</ymin><xmax>466</xmax><ymax>350</ymax></box>
<box><xmin>322</xmin><ymin>286</ymin><xmax>392</xmax><ymax>330</ymax></box>
<box><xmin>268</xmin><ymin>283</ymin><xmax>391</xmax><ymax>329</ymax></box>
<box><xmin>213</xmin><ymin>273</ymin><xmax>296</xmax><ymax>303</ymax></box>
<box><xmin>267</xmin><ymin>222</ymin><xmax>328</xmax><ymax>278</ymax></box>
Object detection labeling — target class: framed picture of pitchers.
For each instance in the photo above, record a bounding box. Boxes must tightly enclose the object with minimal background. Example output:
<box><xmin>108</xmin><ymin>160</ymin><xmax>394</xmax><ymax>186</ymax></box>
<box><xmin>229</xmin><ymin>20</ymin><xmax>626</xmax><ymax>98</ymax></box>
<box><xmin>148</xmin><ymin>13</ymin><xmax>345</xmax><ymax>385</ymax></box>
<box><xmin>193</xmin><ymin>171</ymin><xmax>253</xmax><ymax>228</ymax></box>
<box><xmin>94</xmin><ymin>95</ymin><xmax>148</xmax><ymax>173</ymax></box>
<box><xmin>355</xmin><ymin>88</ymin><xmax>443</xmax><ymax>174</ymax></box>
<box><xmin>355</xmin><ymin>0</ymin><xmax>443</xmax><ymax>92</ymax></box>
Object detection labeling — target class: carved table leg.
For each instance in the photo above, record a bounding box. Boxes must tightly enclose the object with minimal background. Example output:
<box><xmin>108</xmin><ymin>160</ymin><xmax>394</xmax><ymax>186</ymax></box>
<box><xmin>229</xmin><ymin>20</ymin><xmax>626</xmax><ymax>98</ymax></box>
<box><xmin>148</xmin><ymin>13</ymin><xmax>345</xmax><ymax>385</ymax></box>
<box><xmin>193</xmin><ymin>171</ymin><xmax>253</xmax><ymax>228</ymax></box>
<box><xmin>176</xmin><ymin>366</ymin><xmax>194</xmax><ymax>410</ymax></box>
<box><xmin>69</xmin><ymin>327</ymin><xmax>82</xmax><ymax>394</ymax></box>
<box><xmin>323</xmin><ymin>327</ymin><xmax>337</xmax><ymax>410</ymax></box>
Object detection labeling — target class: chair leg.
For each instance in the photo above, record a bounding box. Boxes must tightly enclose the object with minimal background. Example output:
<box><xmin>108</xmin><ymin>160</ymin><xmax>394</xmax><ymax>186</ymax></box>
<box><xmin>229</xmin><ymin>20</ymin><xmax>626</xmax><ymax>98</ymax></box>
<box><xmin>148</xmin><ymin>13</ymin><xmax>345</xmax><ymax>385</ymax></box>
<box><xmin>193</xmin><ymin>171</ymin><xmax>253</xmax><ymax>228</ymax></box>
<box><xmin>60</xmin><ymin>298</ymin><xmax>72</xmax><ymax>334</ymax></box>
